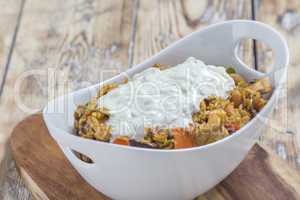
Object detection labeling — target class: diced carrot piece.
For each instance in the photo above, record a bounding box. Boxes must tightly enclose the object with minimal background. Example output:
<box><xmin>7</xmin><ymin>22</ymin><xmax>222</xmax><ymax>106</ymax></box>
<box><xmin>224</xmin><ymin>123</ymin><xmax>240</xmax><ymax>134</ymax></box>
<box><xmin>113</xmin><ymin>137</ymin><xmax>129</xmax><ymax>146</ymax></box>
<box><xmin>172</xmin><ymin>128</ymin><xmax>195</xmax><ymax>149</ymax></box>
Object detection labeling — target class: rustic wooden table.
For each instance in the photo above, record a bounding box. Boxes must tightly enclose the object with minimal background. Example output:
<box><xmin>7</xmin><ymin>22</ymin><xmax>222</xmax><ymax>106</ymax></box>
<box><xmin>0</xmin><ymin>0</ymin><xmax>299</xmax><ymax>199</ymax></box>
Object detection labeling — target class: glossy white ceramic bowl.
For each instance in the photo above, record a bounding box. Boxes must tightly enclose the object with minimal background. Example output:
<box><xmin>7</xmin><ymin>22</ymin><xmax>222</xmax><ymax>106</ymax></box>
<box><xmin>43</xmin><ymin>20</ymin><xmax>289</xmax><ymax>200</ymax></box>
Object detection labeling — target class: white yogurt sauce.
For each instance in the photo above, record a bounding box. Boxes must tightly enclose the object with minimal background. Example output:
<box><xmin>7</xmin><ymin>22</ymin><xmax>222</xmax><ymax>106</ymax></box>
<box><xmin>97</xmin><ymin>57</ymin><xmax>235</xmax><ymax>138</ymax></box>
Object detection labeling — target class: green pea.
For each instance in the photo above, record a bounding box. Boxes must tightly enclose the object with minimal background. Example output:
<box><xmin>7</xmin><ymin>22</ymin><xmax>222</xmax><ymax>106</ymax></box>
<box><xmin>226</xmin><ymin>67</ymin><xmax>236</xmax><ymax>74</ymax></box>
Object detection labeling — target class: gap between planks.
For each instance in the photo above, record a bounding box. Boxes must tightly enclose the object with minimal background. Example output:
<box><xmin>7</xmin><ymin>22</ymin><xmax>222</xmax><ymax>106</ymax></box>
<box><xmin>0</xmin><ymin>0</ymin><xmax>26</xmax><ymax>99</ymax></box>
<box><xmin>128</xmin><ymin>0</ymin><xmax>139</xmax><ymax>68</ymax></box>
<box><xmin>251</xmin><ymin>0</ymin><xmax>258</xmax><ymax>70</ymax></box>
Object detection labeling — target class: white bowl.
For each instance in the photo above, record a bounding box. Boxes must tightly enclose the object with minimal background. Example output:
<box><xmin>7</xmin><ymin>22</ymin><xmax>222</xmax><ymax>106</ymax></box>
<box><xmin>43</xmin><ymin>20</ymin><xmax>289</xmax><ymax>200</ymax></box>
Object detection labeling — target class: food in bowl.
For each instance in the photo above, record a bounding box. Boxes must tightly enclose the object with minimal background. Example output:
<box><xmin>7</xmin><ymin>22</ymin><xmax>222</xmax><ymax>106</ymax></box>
<box><xmin>74</xmin><ymin>57</ymin><xmax>272</xmax><ymax>153</ymax></box>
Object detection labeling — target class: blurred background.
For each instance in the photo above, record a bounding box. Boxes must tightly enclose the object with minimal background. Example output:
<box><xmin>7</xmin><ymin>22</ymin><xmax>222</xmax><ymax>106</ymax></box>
<box><xmin>0</xmin><ymin>0</ymin><xmax>299</xmax><ymax>199</ymax></box>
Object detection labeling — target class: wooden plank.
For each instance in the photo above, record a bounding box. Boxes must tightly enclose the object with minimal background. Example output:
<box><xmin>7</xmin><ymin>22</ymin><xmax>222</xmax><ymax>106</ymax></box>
<box><xmin>133</xmin><ymin>0</ymin><xmax>254</xmax><ymax>67</ymax></box>
<box><xmin>0</xmin><ymin>0</ymin><xmax>25</xmax><ymax>199</ymax></box>
<box><xmin>10</xmin><ymin>114</ymin><xmax>300</xmax><ymax>200</ymax></box>
<box><xmin>0</xmin><ymin>0</ymin><xmax>134</xmax><ymax>136</ymax></box>
<box><xmin>254</xmin><ymin>0</ymin><xmax>300</xmax><ymax>170</ymax></box>
<box><xmin>0</xmin><ymin>0</ymin><xmax>23</xmax><ymax>154</ymax></box>
<box><xmin>0</xmin><ymin>0</ymin><xmax>135</xmax><ymax>198</ymax></box>
<box><xmin>0</xmin><ymin>0</ymin><xmax>23</xmax><ymax>88</ymax></box>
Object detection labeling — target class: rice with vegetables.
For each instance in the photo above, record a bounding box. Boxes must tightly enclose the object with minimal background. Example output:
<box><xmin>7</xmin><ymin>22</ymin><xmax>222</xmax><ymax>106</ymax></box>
<box><xmin>74</xmin><ymin>57</ymin><xmax>272</xmax><ymax>152</ymax></box>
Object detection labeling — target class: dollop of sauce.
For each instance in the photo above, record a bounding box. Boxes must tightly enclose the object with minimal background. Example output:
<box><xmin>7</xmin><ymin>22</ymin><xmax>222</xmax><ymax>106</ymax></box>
<box><xmin>98</xmin><ymin>57</ymin><xmax>235</xmax><ymax>138</ymax></box>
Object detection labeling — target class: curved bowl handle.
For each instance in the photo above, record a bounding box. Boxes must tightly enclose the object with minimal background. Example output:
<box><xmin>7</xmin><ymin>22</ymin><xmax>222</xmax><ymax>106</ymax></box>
<box><xmin>230</xmin><ymin>20</ymin><xmax>289</xmax><ymax>84</ymax></box>
<box><xmin>46</xmin><ymin>125</ymin><xmax>101</xmax><ymax>167</ymax></box>
<box><xmin>126</xmin><ymin>20</ymin><xmax>289</xmax><ymax>87</ymax></box>
<box><xmin>62</xmin><ymin>146</ymin><xmax>96</xmax><ymax>170</ymax></box>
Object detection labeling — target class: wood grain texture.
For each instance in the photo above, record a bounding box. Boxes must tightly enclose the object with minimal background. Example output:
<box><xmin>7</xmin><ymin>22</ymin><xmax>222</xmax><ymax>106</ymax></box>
<box><xmin>0</xmin><ymin>0</ymin><xmax>23</xmax><ymax>89</ymax></box>
<box><xmin>0</xmin><ymin>0</ymin><xmax>22</xmax><ymax>149</ymax></box>
<box><xmin>0</xmin><ymin>0</ymin><xmax>134</xmax><ymax>138</ymax></box>
<box><xmin>133</xmin><ymin>0</ymin><xmax>254</xmax><ymax>67</ymax></box>
<box><xmin>10</xmin><ymin>114</ymin><xmax>300</xmax><ymax>200</ymax></box>
<box><xmin>254</xmin><ymin>0</ymin><xmax>300</xmax><ymax>170</ymax></box>
<box><xmin>0</xmin><ymin>0</ymin><xmax>25</xmax><ymax>198</ymax></box>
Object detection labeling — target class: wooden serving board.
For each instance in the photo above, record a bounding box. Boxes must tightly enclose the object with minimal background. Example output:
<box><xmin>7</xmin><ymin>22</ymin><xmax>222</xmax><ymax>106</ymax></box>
<box><xmin>10</xmin><ymin>114</ymin><xmax>300</xmax><ymax>200</ymax></box>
